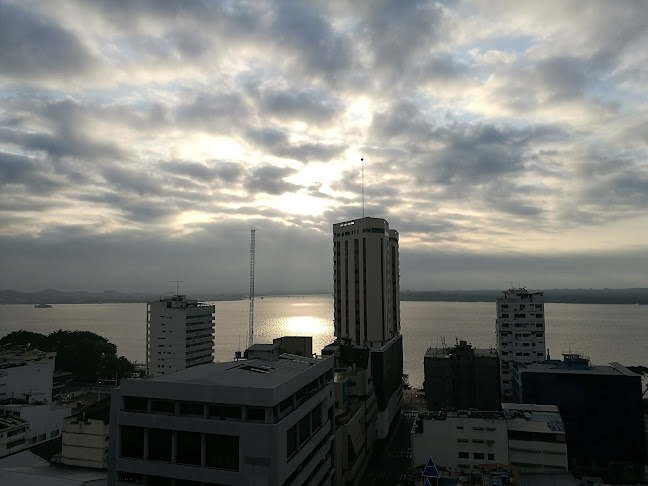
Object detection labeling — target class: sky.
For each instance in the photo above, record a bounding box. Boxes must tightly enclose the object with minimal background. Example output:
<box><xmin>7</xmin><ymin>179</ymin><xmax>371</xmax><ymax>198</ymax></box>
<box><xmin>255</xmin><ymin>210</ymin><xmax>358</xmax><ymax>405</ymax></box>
<box><xmin>1</xmin><ymin>0</ymin><xmax>647</xmax><ymax>295</ymax></box>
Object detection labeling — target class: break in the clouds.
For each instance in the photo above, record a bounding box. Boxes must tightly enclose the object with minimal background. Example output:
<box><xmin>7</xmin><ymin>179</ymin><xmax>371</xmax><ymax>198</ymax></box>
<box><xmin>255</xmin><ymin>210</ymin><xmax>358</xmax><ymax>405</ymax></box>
<box><xmin>1</xmin><ymin>0</ymin><xmax>647</xmax><ymax>294</ymax></box>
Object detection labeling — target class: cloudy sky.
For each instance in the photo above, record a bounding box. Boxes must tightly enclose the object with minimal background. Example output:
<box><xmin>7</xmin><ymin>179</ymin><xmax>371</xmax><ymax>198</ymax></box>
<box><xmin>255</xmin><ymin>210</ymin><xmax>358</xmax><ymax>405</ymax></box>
<box><xmin>1</xmin><ymin>0</ymin><xmax>647</xmax><ymax>294</ymax></box>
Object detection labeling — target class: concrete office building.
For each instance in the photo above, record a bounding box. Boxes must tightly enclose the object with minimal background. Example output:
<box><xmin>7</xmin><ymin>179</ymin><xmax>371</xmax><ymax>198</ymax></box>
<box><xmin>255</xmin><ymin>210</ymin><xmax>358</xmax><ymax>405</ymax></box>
<box><xmin>332</xmin><ymin>217</ymin><xmax>403</xmax><ymax>439</ymax></box>
<box><xmin>496</xmin><ymin>289</ymin><xmax>546</xmax><ymax>399</ymax></box>
<box><xmin>411</xmin><ymin>404</ymin><xmax>567</xmax><ymax>474</ymax></box>
<box><xmin>62</xmin><ymin>397</ymin><xmax>111</xmax><ymax>469</ymax></box>
<box><xmin>109</xmin><ymin>338</ymin><xmax>335</xmax><ymax>486</ymax></box>
<box><xmin>424</xmin><ymin>340</ymin><xmax>500</xmax><ymax>411</ymax></box>
<box><xmin>0</xmin><ymin>361</ymin><xmax>55</xmax><ymax>404</ymax></box>
<box><xmin>146</xmin><ymin>295</ymin><xmax>215</xmax><ymax>376</ymax></box>
<box><xmin>512</xmin><ymin>354</ymin><xmax>646</xmax><ymax>473</ymax></box>
<box><xmin>0</xmin><ymin>402</ymin><xmax>72</xmax><ymax>448</ymax></box>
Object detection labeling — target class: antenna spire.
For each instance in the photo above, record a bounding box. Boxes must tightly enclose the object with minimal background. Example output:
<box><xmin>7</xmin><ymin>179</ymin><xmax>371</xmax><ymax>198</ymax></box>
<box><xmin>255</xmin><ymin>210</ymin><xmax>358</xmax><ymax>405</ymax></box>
<box><xmin>361</xmin><ymin>156</ymin><xmax>365</xmax><ymax>218</ymax></box>
<box><xmin>248</xmin><ymin>226</ymin><xmax>256</xmax><ymax>350</ymax></box>
<box><xmin>170</xmin><ymin>280</ymin><xmax>185</xmax><ymax>296</ymax></box>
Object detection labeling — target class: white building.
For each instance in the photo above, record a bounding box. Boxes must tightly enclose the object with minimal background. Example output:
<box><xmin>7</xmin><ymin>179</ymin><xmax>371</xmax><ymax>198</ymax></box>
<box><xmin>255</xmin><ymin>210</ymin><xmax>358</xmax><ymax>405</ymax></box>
<box><xmin>332</xmin><ymin>217</ymin><xmax>403</xmax><ymax>439</ymax></box>
<box><xmin>146</xmin><ymin>295</ymin><xmax>215</xmax><ymax>376</ymax></box>
<box><xmin>0</xmin><ymin>403</ymin><xmax>72</xmax><ymax>448</ymax></box>
<box><xmin>496</xmin><ymin>289</ymin><xmax>546</xmax><ymax>399</ymax></box>
<box><xmin>0</xmin><ymin>415</ymin><xmax>29</xmax><ymax>458</ymax></box>
<box><xmin>0</xmin><ymin>361</ymin><xmax>54</xmax><ymax>404</ymax></box>
<box><xmin>62</xmin><ymin>398</ymin><xmax>111</xmax><ymax>469</ymax></box>
<box><xmin>109</xmin><ymin>342</ymin><xmax>335</xmax><ymax>486</ymax></box>
<box><xmin>333</xmin><ymin>217</ymin><xmax>400</xmax><ymax>347</ymax></box>
<box><xmin>411</xmin><ymin>404</ymin><xmax>567</xmax><ymax>474</ymax></box>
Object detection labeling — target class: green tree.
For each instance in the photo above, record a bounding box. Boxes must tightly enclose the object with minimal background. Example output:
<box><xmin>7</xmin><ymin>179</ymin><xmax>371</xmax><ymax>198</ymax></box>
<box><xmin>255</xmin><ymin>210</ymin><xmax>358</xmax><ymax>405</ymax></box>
<box><xmin>0</xmin><ymin>330</ymin><xmax>49</xmax><ymax>350</ymax></box>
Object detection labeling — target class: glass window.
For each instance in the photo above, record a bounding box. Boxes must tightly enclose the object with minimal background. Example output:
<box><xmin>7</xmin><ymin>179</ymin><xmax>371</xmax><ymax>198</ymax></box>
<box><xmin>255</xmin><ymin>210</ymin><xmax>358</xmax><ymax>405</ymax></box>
<box><xmin>474</xmin><ymin>452</ymin><xmax>485</xmax><ymax>460</ymax></box>
<box><xmin>176</xmin><ymin>431</ymin><xmax>201</xmax><ymax>466</ymax></box>
<box><xmin>206</xmin><ymin>434</ymin><xmax>239</xmax><ymax>471</ymax></box>
<box><xmin>124</xmin><ymin>396</ymin><xmax>147</xmax><ymax>412</ymax></box>
<box><xmin>180</xmin><ymin>402</ymin><xmax>204</xmax><ymax>416</ymax></box>
<box><xmin>148</xmin><ymin>428</ymin><xmax>172</xmax><ymax>462</ymax></box>
<box><xmin>208</xmin><ymin>405</ymin><xmax>242</xmax><ymax>420</ymax></box>
<box><xmin>151</xmin><ymin>400</ymin><xmax>175</xmax><ymax>415</ymax></box>
<box><xmin>299</xmin><ymin>413</ymin><xmax>311</xmax><ymax>446</ymax></box>
<box><xmin>247</xmin><ymin>407</ymin><xmax>265</xmax><ymax>422</ymax></box>
<box><xmin>121</xmin><ymin>426</ymin><xmax>144</xmax><ymax>459</ymax></box>
<box><xmin>458</xmin><ymin>451</ymin><xmax>469</xmax><ymax>458</ymax></box>
<box><xmin>311</xmin><ymin>404</ymin><xmax>322</xmax><ymax>431</ymax></box>
<box><xmin>287</xmin><ymin>424</ymin><xmax>297</xmax><ymax>458</ymax></box>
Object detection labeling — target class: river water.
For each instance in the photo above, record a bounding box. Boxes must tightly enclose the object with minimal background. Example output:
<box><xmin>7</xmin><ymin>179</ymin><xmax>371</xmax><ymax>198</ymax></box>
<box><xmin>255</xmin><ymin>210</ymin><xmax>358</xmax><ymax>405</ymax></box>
<box><xmin>1</xmin><ymin>296</ymin><xmax>646</xmax><ymax>387</ymax></box>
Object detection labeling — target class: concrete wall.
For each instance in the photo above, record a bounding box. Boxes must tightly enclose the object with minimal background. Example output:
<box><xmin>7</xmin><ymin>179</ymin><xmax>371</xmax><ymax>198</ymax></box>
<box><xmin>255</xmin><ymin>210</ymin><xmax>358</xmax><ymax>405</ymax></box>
<box><xmin>0</xmin><ymin>362</ymin><xmax>54</xmax><ymax>403</ymax></box>
<box><xmin>62</xmin><ymin>417</ymin><xmax>109</xmax><ymax>468</ymax></box>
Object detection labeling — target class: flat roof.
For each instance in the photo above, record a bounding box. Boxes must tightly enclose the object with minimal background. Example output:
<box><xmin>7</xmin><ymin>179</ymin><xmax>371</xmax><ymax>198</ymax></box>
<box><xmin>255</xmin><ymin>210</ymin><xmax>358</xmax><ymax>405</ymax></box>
<box><xmin>519</xmin><ymin>361</ymin><xmax>638</xmax><ymax>376</ymax></box>
<box><xmin>147</xmin><ymin>354</ymin><xmax>329</xmax><ymax>390</ymax></box>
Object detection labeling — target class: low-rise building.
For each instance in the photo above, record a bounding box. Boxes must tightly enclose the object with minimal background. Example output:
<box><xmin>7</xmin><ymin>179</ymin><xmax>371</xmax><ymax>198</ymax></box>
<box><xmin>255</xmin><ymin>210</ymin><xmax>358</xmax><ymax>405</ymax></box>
<box><xmin>0</xmin><ymin>403</ymin><xmax>72</xmax><ymax>448</ymax></box>
<box><xmin>109</xmin><ymin>339</ymin><xmax>335</xmax><ymax>486</ymax></box>
<box><xmin>0</xmin><ymin>415</ymin><xmax>29</xmax><ymax>458</ymax></box>
<box><xmin>62</xmin><ymin>397</ymin><xmax>110</xmax><ymax>469</ymax></box>
<box><xmin>411</xmin><ymin>404</ymin><xmax>568</xmax><ymax>474</ymax></box>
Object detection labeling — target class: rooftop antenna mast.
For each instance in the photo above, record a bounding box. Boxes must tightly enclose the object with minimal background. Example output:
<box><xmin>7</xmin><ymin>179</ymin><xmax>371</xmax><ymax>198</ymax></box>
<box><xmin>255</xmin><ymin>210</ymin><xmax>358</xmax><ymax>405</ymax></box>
<box><xmin>248</xmin><ymin>226</ymin><xmax>256</xmax><ymax>350</ymax></box>
<box><xmin>361</xmin><ymin>156</ymin><xmax>365</xmax><ymax>218</ymax></box>
<box><xmin>170</xmin><ymin>280</ymin><xmax>185</xmax><ymax>296</ymax></box>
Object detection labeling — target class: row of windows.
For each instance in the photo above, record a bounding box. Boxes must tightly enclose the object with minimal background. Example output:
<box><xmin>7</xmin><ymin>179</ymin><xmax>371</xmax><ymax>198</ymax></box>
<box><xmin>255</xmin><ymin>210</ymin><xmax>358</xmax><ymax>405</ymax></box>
<box><xmin>287</xmin><ymin>402</ymin><xmax>324</xmax><ymax>459</ymax></box>
<box><xmin>123</xmin><ymin>397</ymin><xmax>267</xmax><ymax>422</ymax></box>
<box><xmin>119</xmin><ymin>472</ymin><xmax>226</xmax><ymax>485</ymax></box>
<box><xmin>121</xmin><ymin>426</ymin><xmax>239</xmax><ymax>471</ymax></box>
<box><xmin>458</xmin><ymin>452</ymin><xmax>495</xmax><ymax>460</ymax></box>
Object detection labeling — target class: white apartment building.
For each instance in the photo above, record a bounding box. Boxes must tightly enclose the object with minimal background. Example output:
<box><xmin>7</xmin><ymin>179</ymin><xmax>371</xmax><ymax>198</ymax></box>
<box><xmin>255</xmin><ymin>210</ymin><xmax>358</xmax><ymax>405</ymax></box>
<box><xmin>109</xmin><ymin>347</ymin><xmax>335</xmax><ymax>486</ymax></box>
<box><xmin>411</xmin><ymin>404</ymin><xmax>567</xmax><ymax>474</ymax></box>
<box><xmin>0</xmin><ymin>402</ymin><xmax>72</xmax><ymax>448</ymax></box>
<box><xmin>0</xmin><ymin>361</ymin><xmax>54</xmax><ymax>404</ymax></box>
<box><xmin>0</xmin><ymin>415</ymin><xmax>29</xmax><ymax>458</ymax></box>
<box><xmin>333</xmin><ymin>217</ymin><xmax>400</xmax><ymax>347</ymax></box>
<box><xmin>146</xmin><ymin>295</ymin><xmax>215</xmax><ymax>376</ymax></box>
<box><xmin>496</xmin><ymin>289</ymin><xmax>546</xmax><ymax>399</ymax></box>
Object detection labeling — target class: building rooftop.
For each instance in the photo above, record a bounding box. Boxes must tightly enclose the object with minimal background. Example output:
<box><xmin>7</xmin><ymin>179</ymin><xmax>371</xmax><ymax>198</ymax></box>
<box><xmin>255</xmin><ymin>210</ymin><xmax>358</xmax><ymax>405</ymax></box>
<box><xmin>517</xmin><ymin>360</ymin><xmax>638</xmax><ymax>377</ymax></box>
<box><xmin>502</xmin><ymin>403</ymin><xmax>565</xmax><ymax>434</ymax></box>
<box><xmin>146</xmin><ymin>353</ymin><xmax>328</xmax><ymax>390</ymax></box>
<box><xmin>0</xmin><ymin>415</ymin><xmax>28</xmax><ymax>431</ymax></box>
<box><xmin>0</xmin><ymin>450</ymin><xmax>107</xmax><ymax>486</ymax></box>
<box><xmin>0</xmin><ymin>348</ymin><xmax>56</xmax><ymax>366</ymax></box>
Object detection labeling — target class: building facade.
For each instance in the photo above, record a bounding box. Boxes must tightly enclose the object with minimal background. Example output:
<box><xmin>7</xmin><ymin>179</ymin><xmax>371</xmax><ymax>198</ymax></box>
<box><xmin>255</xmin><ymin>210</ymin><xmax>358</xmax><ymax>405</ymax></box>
<box><xmin>424</xmin><ymin>340</ymin><xmax>500</xmax><ymax>411</ymax></box>
<box><xmin>495</xmin><ymin>289</ymin><xmax>546</xmax><ymax>399</ymax></box>
<box><xmin>0</xmin><ymin>415</ymin><xmax>29</xmax><ymax>458</ymax></box>
<box><xmin>62</xmin><ymin>398</ymin><xmax>111</xmax><ymax>469</ymax></box>
<box><xmin>146</xmin><ymin>295</ymin><xmax>215</xmax><ymax>376</ymax></box>
<box><xmin>411</xmin><ymin>404</ymin><xmax>567</xmax><ymax>474</ymax></box>
<box><xmin>333</xmin><ymin>217</ymin><xmax>400</xmax><ymax>347</ymax></box>
<box><xmin>332</xmin><ymin>217</ymin><xmax>403</xmax><ymax>439</ymax></box>
<box><xmin>512</xmin><ymin>354</ymin><xmax>646</xmax><ymax>471</ymax></box>
<box><xmin>109</xmin><ymin>346</ymin><xmax>335</xmax><ymax>486</ymax></box>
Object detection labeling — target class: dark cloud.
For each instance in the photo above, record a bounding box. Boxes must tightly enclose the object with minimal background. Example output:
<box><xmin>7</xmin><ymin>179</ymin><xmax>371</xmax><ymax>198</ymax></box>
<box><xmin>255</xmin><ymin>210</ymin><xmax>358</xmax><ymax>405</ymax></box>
<box><xmin>161</xmin><ymin>160</ymin><xmax>243</xmax><ymax>184</ymax></box>
<box><xmin>245</xmin><ymin>128</ymin><xmax>344</xmax><ymax>163</ymax></box>
<box><xmin>0</xmin><ymin>151</ymin><xmax>61</xmax><ymax>194</ymax></box>
<box><xmin>244</xmin><ymin>165</ymin><xmax>301</xmax><ymax>195</ymax></box>
<box><xmin>0</xmin><ymin>3</ymin><xmax>98</xmax><ymax>81</ymax></box>
<box><xmin>256</xmin><ymin>88</ymin><xmax>342</xmax><ymax>125</ymax></box>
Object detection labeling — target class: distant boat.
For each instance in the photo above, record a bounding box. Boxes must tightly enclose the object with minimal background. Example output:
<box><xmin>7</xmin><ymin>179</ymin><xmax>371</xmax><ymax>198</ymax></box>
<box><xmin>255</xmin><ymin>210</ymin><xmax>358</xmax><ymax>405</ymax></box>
<box><xmin>34</xmin><ymin>304</ymin><xmax>53</xmax><ymax>308</ymax></box>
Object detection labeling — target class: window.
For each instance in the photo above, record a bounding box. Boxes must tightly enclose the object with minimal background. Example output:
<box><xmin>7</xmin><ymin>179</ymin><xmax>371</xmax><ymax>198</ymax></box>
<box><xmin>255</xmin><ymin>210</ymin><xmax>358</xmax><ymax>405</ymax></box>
<box><xmin>311</xmin><ymin>405</ymin><xmax>322</xmax><ymax>432</ymax></box>
<box><xmin>146</xmin><ymin>477</ymin><xmax>172</xmax><ymax>486</ymax></box>
<box><xmin>121</xmin><ymin>426</ymin><xmax>144</xmax><ymax>459</ymax></box>
<box><xmin>523</xmin><ymin>343</ymin><xmax>529</xmax><ymax>346</ymax></box>
<box><xmin>502</xmin><ymin>323</ymin><xmax>509</xmax><ymax>328</ymax></box>
<box><xmin>151</xmin><ymin>400</ymin><xmax>175</xmax><ymax>415</ymax></box>
<box><xmin>458</xmin><ymin>451</ymin><xmax>469</xmax><ymax>459</ymax></box>
<box><xmin>535</xmin><ymin>314</ymin><xmax>543</xmax><ymax>318</ymax></box>
<box><xmin>124</xmin><ymin>396</ymin><xmax>147</xmax><ymax>412</ymax></box>
<box><xmin>501</xmin><ymin>304</ymin><xmax>508</xmax><ymax>309</ymax></box>
<box><xmin>177</xmin><ymin>431</ymin><xmax>201</xmax><ymax>466</ymax></box>
<box><xmin>299</xmin><ymin>413</ymin><xmax>311</xmax><ymax>446</ymax></box>
<box><xmin>488</xmin><ymin>453</ymin><xmax>495</xmax><ymax>460</ymax></box>
<box><xmin>514</xmin><ymin>313</ymin><xmax>525</xmax><ymax>318</ymax></box>
<box><xmin>500</xmin><ymin>313</ymin><xmax>509</xmax><ymax>318</ymax></box>
<box><xmin>180</xmin><ymin>402</ymin><xmax>203</xmax><ymax>416</ymax></box>
<box><xmin>519</xmin><ymin>305</ymin><xmax>526</xmax><ymax>310</ymax></box>
<box><xmin>474</xmin><ymin>452</ymin><xmax>485</xmax><ymax>460</ymax></box>
<box><xmin>287</xmin><ymin>424</ymin><xmax>297</xmax><ymax>459</ymax></box>
<box><xmin>148</xmin><ymin>428</ymin><xmax>172</xmax><ymax>462</ymax></box>
<box><xmin>247</xmin><ymin>407</ymin><xmax>265</xmax><ymax>422</ymax></box>
<box><xmin>206</xmin><ymin>434</ymin><xmax>239</xmax><ymax>471</ymax></box>
<box><xmin>209</xmin><ymin>405</ymin><xmax>242</xmax><ymax>420</ymax></box>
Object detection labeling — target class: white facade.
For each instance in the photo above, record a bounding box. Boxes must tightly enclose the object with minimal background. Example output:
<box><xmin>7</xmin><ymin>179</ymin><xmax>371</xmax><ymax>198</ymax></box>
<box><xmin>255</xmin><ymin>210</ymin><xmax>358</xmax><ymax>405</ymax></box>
<box><xmin>62</xmin><ymin>400</ymin><xmax>110</xmax><ymax>469</ymax></box>
<box><xmin>0</xmin><ymin>362</ymin><xmax>54</xmax><ymax>404</ymax></box>
<box><xmin>412</xmin><ymin>411</ymin><xmax>509</xmax><ymax>472</ymax></box>
<box><xmin>146</xmin><ymin>295</ymin><xmax>215</xmax><ymax>376</ymax></box>
<box><xmin>0</xmin><ymin>415</ymin><xmax>29</xmax><ymax>458</ymax></box>
<box><xmin>333</xmin><ymin>217</ymin><xmax>400</xmax><ymax>347</ymax></box>
<box><xmin>411</xmin><ymin>405</ymin><xmax>568</xmax><ymax>474</ymax></box>
<box><xmin>496</xmin><ymin>289</ymin><xmax>546</xmax><ymax>399</ymax></box>
<box><xmin>0</xmin><ymin>403</ymin><xmax>72</xmax><ymax>447</ymax></box>
<box><xmin>109</xmin><ymin>352</ymin><xmax>335</xmax><ymax>486</ymax></box>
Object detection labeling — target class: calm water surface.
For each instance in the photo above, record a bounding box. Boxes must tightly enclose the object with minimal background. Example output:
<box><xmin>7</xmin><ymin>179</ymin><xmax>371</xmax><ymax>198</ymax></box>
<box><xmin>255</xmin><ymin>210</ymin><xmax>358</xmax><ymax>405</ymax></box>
<box><xmin>1</xmin><ymin>297</ymin><xmax>646</xmax><ymax>387</ymax></box>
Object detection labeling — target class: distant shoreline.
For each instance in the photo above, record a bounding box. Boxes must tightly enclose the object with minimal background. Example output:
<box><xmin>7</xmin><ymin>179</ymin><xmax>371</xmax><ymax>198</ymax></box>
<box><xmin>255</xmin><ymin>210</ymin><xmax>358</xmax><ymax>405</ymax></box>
<box><xmin>2</xmin><ymin>288</ymin><xmax>648</xmax><ymax>305</ymax></box>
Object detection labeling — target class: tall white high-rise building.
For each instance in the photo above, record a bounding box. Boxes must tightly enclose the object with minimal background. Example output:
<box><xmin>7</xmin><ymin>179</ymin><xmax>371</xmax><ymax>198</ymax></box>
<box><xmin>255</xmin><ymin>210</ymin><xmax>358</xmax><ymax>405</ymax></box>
<box><xmin>333</xmin><ymin>217</ymin><xmax>400</xmax><ymax>347</ymax></box>
<box><xmin>332</xmin><ymin>216</ymin><xmax>403</xmax><ymax>439</ymax></box>
<box><xmin>495</xmin><ymin>288</ymin><xmax>546</xmax><ymax>399</ymax></box>
<box><xmin>146</xmin><ymin>295</ymin><xmax>215</xmax><ymax>376</ymax></box>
